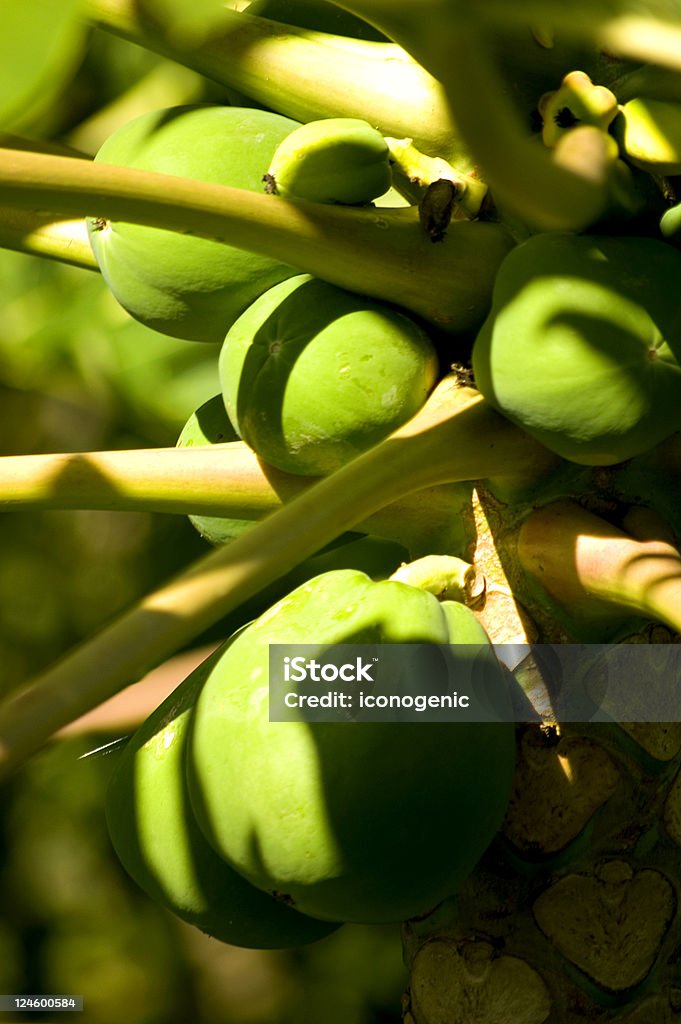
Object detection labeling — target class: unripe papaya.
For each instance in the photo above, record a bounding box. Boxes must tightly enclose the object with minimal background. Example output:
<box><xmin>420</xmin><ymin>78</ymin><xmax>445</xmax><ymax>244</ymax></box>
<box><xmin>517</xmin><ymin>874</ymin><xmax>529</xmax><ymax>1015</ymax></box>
<box><xmin>187</xmin><ymin>569</ymin><xmax>515</xmax><ymax>924</ymax></box>
<box><xmin>176</xmin><ymin>394</ymin><xmax>252</xmax><ymax>547</ymax></box>
<box><xmin>219</xmin><ymin>274</ymin><xmax>439</xmax><ymax>475</ymax></box>
<box><xmin>613</xmin><ymin>97</ymin><xmax>681</xmax><ymax>175</ymax></box>
<box><xmin>472</xmin><ymin>233</ymin><xmax>681</xmax><ymax>466</ymax></box>
<box><xmin>105</xmin><ymin>641</ymin><xmax>341</xmax><ymax>948</ymax></box>
<box><xmin>87</xmin><ymin>105</ymin><xmax>301</xmax><ymax>343</ymax></box>
<box><xmin>264</xmin><ymin>118</ymin><xmax>392</xmax><ymax>205</ymax></box>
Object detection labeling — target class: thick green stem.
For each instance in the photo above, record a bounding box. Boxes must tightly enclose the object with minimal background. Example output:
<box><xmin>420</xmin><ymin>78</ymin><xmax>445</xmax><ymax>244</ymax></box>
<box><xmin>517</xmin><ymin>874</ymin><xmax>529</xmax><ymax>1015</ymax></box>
<box><xmin>0</xmin><ymin>439</ymin><xmax>468</xmax><ymax>553</ymax></box>
<box><xmin>334</xmin><ymin>0</ymin><xmax>681</xmax><ymax>70</ymax></box>
<box><xmin>83</xmin><ymin>0</ymin><xmax>465</xmax><ymax>164</ymax></box>
<box><xmin>0</xmin><ymin>138</ymin><xmax>96</xmax><ymax>268</ymax></box>
<box><xmin>0</xmin><ymin>442</ymin><xmax>291</xmax><ymax>516</ymax></box>
<box><xmin>470</xmin><ymin>2</ymin><xmax>681</xmax><ymax>71</ymax></box>
<box><xmin>0</xmin><ymin>382</ymin><xmax>554</xmax><ymax>776</ymax></box>
<box><xmin>0</xmin><ymin>147</ymin><xmax>512</xmax><ymax>333</ymax></box>
<box><xmin>517</xmin><ymin>500</ymin><xmax>681</xmax><ymax>634</ymax></box>
<box><xmin>335</xmin><ymin>1</ymin><xmax>612</xmax><ymax>230</ymax></box>
<box><xmin>0</xmin><ymin>208</ymin><xmax>95</xmax><ymax>269</ymax></box>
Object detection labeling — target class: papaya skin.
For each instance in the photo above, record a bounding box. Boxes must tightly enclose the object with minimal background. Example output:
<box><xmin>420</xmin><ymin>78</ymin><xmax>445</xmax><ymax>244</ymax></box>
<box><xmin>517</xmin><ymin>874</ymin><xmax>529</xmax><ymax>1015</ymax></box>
<box><xmin>220</xmin><ymin>274</ymin><xmax>439</xmax><ymax>476</ymax></box>
<box><xmin>176</xmin><ymin>395</ymin><xmax>253</xmax><ymax>547</ymax></box>
<box><xmin>472</xmin><ymin>233</ymin><xmax>681</xmax><ymax>466</ymax></box>
<box><xmin>87</xmin><ymin>105</ymin><xmax>301</xmax><ymax>342</ymax></box>
<box><xmin>105</xmin><ymin>641</ymin><xmax>342</xmax><ymax>948</ymax></box>
<box><xmin>264</xmin><ymin>118</ymin><xmax>392</xmax><ymax>205</ymax></box>
<box><xmin>187</xmin><ymin>569</ymin><xmax>515</xmax><ymax>924</ymax></box>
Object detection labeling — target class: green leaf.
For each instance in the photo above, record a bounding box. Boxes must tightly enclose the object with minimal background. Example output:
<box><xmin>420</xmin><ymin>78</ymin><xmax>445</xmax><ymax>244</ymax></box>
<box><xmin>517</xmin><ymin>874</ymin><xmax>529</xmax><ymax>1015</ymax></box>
<box><xmin>0</xmin><ymin>0</ymin><xmax>85</xmax><ymax>130</ymax></box>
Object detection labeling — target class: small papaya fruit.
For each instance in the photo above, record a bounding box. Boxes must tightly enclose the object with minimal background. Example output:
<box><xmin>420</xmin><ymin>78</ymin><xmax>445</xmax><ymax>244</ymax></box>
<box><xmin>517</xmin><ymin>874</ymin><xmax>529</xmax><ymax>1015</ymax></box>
<box><xmin>661</xmin><ymin>201</ymin><xmax>681</xmax><ymax>244</ymax></box>
<box><xmin>263</xmin><ymin>118</ymin><xmax>392</xmax><ymax>205</ymax></box>
<box><xmin>472</xmin><ymin>232</ymin><xmax>681</xmax><ymax>465</ymax></box>
<box><xmin>219</xmin><ymin>274</ymin><xmax>439</xmax><ymax>475</ymax></box>
<box><xmin>187</xmin><ymin>569</ymin><xmax>515</xmax><ymax>924</ymax></box>
<box><xmin>87</xmin><ymin>105</ymin><xmax>301</xmax><ymax>343</ymax></box>
<box><xmin>613</xmin><ymin>97</ymin><xmax>681</xmax><ymax>175</ymax></box>
<box><xmin>105</xmin><ymin>641</ymin><xmax>342</xmax><ymax>948</ymax></box>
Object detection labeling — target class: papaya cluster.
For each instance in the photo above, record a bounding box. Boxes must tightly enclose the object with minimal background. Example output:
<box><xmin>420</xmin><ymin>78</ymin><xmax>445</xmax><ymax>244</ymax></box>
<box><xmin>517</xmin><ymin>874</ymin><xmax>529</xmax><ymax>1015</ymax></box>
<box><xmin>85</xmin><ymin>81</ymin><xmax>681</xmax><ymax>478</ymax></box>
<box><xmin>106</xmin><ymin>569</ymin><xmax>516</xmax><ymax>946</ymax></box>
<box><xmin>86</xmin><ymin>0</ymin><xmax>681</xmax><ymax>952</ymax></box>
<box><xmin>87</xmin><ymin>103</ymin><xmax>440</xmax><ymax>475</ymax></box>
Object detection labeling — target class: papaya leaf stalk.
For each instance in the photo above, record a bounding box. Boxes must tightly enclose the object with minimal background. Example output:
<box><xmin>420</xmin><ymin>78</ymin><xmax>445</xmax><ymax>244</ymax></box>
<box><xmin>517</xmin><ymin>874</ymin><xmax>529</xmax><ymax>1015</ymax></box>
<box><xmin>517</xmin><ymin>499</ymin><xmax>681</xmax><ymax>634</ymax></box>
<box><xmin>82</xmin><ymin>0</ymin><xmax>467</xmax><ymax>166</ymax></box>
<box><xmin>469</xmin><ymin>1</ymin><xmax>681</xmax><ymax>71</ymax></box>
<box><xmin>0</xmin><ymin>440</ymin><xmax>471</xmax><ymax>555</ymax></box>
<box><xmin>0</xmin><ymin>381</ymin><xmax>555</xmax><ymax>777</ymax></box>
<box><xmin>0</xmin><ymin>147</ymin><xmax>513</xmax><ymax>334</ymax></box>
<box><xmin>0</xmin><ymin>208</ymin><xmax>95</xmax><ymax>269</ymax></box>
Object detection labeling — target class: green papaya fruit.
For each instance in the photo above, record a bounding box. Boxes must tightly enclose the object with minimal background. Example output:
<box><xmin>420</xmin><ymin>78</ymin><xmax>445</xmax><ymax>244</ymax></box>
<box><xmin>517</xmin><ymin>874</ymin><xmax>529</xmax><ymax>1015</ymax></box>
<box><xmin>176</xmin><ymin>394</ymin><xmax>252</xmax><ymax>547</ymax></box>
<box><xmin>187</xmin><ymin>569</ymin><xmax>516</xmax><ymax>924</ymax></box>
<box><xmin>661</xmin><ymin>201</ymin><xmax>681</xmax><ymax>244</ymax></box>
<box><xmin>264</xmin><ymin>118</ymin><xmax>392</xmax><ymax>205</ymax></box>
<box><xmin>472</xmin><ymin>233</ymin><xmax>681</xmax><ymax>466</ymax></box>
<box><xmin>244</xmin><ymin>0</ymin><xmax>387</xmax><ymax>41</ymax></box>
<box><xmin>613</xmin><ymin>97</ymin><xmax>681</xmax><ymax>175</ymax></box>
<box><xmin>219</xmin><ymin>274</ymin><xmax>439</xmax><ymax>475</ymax></box>
<box><xmin>105</xmin><ymin>641</ymin><xmax>341</xmax><ymax>948</ymax></box>
<box><xmin>87</xmin><ymin>105</ymin><xmax>301</xmax><ymax>343</ymax></box>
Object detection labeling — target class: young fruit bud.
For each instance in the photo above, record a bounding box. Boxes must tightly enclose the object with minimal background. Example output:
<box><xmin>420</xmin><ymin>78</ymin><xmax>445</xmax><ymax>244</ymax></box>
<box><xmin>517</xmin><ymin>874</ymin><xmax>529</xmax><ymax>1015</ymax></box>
<box><xmin>264</xmin><ymin>117</ymin><xmax>392</xmax><ymax>205</ymax></box>
<box><xmin>537</xmin><ymin>70</ymin><xmax>619</xmax><ymax>148</ymax></box>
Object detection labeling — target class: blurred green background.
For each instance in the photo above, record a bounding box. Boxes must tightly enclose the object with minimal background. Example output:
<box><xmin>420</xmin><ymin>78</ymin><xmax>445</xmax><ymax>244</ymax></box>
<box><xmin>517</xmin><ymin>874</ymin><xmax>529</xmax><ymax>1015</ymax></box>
<box><xmin>0</xmin><ymin>10</ymin><xmax>406</xmax><ymax>1022</ymax></box>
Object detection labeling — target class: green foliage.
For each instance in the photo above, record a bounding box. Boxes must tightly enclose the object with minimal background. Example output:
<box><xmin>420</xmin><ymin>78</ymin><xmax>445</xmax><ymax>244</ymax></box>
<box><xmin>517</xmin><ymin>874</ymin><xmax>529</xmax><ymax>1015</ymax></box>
<box><xmin>144</xmin><ymin>0</ymin><xmax>236</xmax><ymax>42</ymax></box>
<box><xmin>0</xmin><ymin>0</ymin><xmax>84</xmax><ymax>130</ymax></box>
